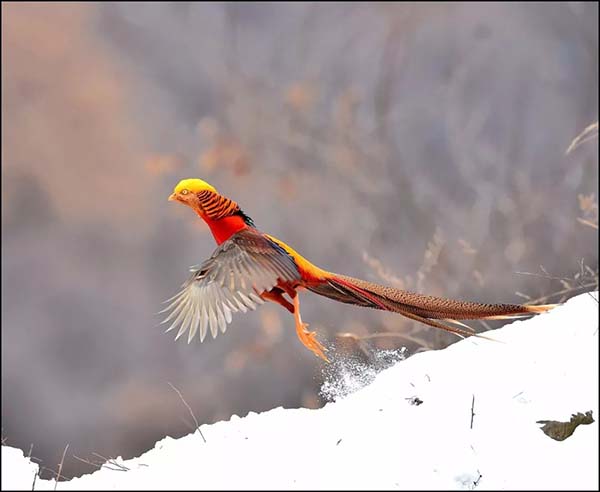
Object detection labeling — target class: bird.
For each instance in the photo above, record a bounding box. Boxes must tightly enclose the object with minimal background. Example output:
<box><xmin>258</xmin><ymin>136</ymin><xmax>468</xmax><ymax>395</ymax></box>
<box><xmin>162</xmin><ymin>178</ymin><xmax>555</xmax><ymax>362</ymax></box>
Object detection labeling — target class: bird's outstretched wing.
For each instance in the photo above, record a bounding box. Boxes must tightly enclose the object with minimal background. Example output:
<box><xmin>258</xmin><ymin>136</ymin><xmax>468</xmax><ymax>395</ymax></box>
<box><xmin>161</xmin><ymin>229</ymin><xmax>301</xmax><ymax>343</ymax></box>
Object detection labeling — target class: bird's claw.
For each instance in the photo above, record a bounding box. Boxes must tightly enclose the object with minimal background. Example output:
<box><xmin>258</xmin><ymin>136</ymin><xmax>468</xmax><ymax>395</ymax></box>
<box><xmin>297</xmin><ymin>322</ymin><xmax>329</xmax><ymax>362</ymax></box>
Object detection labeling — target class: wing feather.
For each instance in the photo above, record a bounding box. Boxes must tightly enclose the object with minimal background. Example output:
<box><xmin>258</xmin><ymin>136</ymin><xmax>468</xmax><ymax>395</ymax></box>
<box><xmin>161</xmin><ymin>229</ymin><xmax>300</xmax><ymax>344</ymax></box>
<box><xmin>199</xmin><ymin>305</ymin><xmax>209</xmax><ymax>342</ymax></box>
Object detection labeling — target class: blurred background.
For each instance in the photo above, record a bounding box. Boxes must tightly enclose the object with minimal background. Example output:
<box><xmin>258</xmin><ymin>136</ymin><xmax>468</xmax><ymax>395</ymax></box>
<box><xmin>2</xmin><ymin>1</ymin><xmax>598</xmax><ymax>480</ymax></box>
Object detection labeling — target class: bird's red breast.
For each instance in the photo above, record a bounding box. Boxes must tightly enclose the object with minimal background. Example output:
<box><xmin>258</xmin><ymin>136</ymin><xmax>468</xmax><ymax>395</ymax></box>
<box><xmin>202</xmin><ymin>214</ymin><xmax>250</xmax><ymax>245</ymax></box>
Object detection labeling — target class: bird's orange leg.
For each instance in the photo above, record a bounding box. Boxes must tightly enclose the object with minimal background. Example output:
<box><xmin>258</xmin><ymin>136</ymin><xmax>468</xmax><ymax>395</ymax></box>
<box><xmin>260</xmin><ymin>288</ymin><xmax>294</xmax><ymax>313</ymax></box>
<box><xmin>291</xmin><ymin>293</ymin><xmax>329</xmax><ymax>362</ymax></box>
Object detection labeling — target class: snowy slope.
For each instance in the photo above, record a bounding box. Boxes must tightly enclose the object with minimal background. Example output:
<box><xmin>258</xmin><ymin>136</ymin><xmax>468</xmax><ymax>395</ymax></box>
<box><xmin>3</xmin><ymin>292</ymin><xmax>598</xmax><ymax>490</ymax></box>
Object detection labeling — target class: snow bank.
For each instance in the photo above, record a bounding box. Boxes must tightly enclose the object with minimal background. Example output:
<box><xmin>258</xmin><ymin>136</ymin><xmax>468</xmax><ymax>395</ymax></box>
<box><xmin>3</xmin><ymin>292</ymin><xmax>598</xmax><ymax>490</ymax></box>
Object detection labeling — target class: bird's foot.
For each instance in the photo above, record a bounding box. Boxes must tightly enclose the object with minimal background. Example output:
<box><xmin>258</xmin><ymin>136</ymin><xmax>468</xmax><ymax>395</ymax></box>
<box><xmin>296</xmin><ymin>322</ymin><xmax>329</xmax><ymax>362</ymax></box>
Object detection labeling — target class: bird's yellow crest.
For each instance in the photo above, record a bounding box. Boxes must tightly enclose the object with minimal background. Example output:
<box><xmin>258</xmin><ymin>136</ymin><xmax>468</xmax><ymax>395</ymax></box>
<box><xmin>173</xmin><ymin>178</ymin><xmax>218</xmax><ymax>195</ymax></box>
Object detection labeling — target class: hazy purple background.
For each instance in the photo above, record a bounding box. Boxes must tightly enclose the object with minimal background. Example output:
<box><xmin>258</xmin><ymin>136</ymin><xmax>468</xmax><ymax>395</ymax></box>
<box><xmin>2</xmin><ymin>2</ymin><xmax>597</xmax><ymax>479</ymax></box>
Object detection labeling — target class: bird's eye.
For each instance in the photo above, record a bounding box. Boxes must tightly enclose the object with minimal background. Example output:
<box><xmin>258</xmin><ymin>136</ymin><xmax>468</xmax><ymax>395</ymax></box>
<box><xmin>181</xmin><ymin>189</ymin><xmax>189</xmax><ymax>195</ymax></box>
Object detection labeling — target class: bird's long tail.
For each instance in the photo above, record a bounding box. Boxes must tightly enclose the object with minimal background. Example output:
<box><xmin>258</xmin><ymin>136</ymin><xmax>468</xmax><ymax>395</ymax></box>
<box><xmin>307</xmin><ymin>274</ymin><xmax>556</xmax><ymax>339</ymax></box>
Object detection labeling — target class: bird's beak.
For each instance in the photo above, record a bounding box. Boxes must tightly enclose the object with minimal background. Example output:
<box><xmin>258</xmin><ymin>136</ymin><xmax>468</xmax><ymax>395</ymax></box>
<box><xmin>168</xmin><ymin>193</ymin><xmax>177</xmax><ymax>202</ymax></box>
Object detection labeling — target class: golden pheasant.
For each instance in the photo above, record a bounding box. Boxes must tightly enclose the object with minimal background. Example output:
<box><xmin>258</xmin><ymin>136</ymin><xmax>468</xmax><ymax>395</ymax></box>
<box><xmin>162</xmin><ymin>178</ymin><xmax>554</xmax><ymax>362</ymax></box>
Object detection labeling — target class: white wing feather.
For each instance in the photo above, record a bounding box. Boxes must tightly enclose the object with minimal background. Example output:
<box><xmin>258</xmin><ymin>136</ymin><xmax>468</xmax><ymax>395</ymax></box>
<box><xmin>161</xmin><ymin>230</ymin><xmax>300</xmax><ymax>344</ymax></box>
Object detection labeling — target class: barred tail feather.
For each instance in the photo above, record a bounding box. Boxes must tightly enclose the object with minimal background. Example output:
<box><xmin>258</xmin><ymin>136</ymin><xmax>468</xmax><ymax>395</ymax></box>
<box><xmin>307</xmin><ymin>274</ymin><xmax>556</xmax><ymax>339</ymax></box>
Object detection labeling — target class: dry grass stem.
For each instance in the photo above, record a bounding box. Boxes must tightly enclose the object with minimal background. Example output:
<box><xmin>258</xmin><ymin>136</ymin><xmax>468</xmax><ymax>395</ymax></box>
<box><xmin>417</xmin><ymin>228</ymin><xmax>445</xmax><ymax>292</ymax></box>
<box><xmin>515</xmin><ymin>261</ymin><xmax>598</xmax><ymax>305</ymax></box>
<box><xmin>167</xmin><ymin>382</ymin><xmax>206</xmax><ymax>443</ymax></box>
<box><xmin>357</xmin><ymin>331</ymin><xmax>432</xmax><ymax>349</ymax></box>
<box><xmin>54</xmin><ymin>444</ymin><xmax>69</xmax><ymax>490</ymax></box>
<box><xmin>92</xmin><ymin>452</ymin><xmax>130</xmax><ymax>471</ymax></box>
<box><xmin>566</xmin><ymin>121</ymin><xmax>599</xmax><ymax>154</ymax></box>
<box><xmin>362</xmin><ymin>251</ymin><xmax>405</xmax><ymax>289</ymax></box>
<box><xmin>72</xmin><ymin>453</ymin><xmax>129</xmax><ymax>472</ymax></box>
<box><xmin>577</xmin><ymin>218</ymin><xmax>599</xmax><ymax>229</ymax></box>
<box><xmin>31</xmin><ymin>469</ymin><xmax>39</xmax><ymax>491</ymax></box>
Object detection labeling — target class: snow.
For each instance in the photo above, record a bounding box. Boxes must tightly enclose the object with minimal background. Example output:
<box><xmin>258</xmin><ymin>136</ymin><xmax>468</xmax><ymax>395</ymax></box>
<box><xmin>3</xmin><ymin>292</ymin><xmax>598</xmax><ymax>490</ymax></box>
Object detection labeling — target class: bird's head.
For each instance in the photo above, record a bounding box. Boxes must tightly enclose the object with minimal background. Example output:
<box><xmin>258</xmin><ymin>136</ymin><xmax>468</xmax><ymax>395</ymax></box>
<box><xmin>168</xmin><ymin>178</ymin><xmax>218</xmax><ymax>213</ymax></box>
<box><xmin>168</xmin><ymin>178</ymin><xmax>255</xmax><ymax>242</ymax></box>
